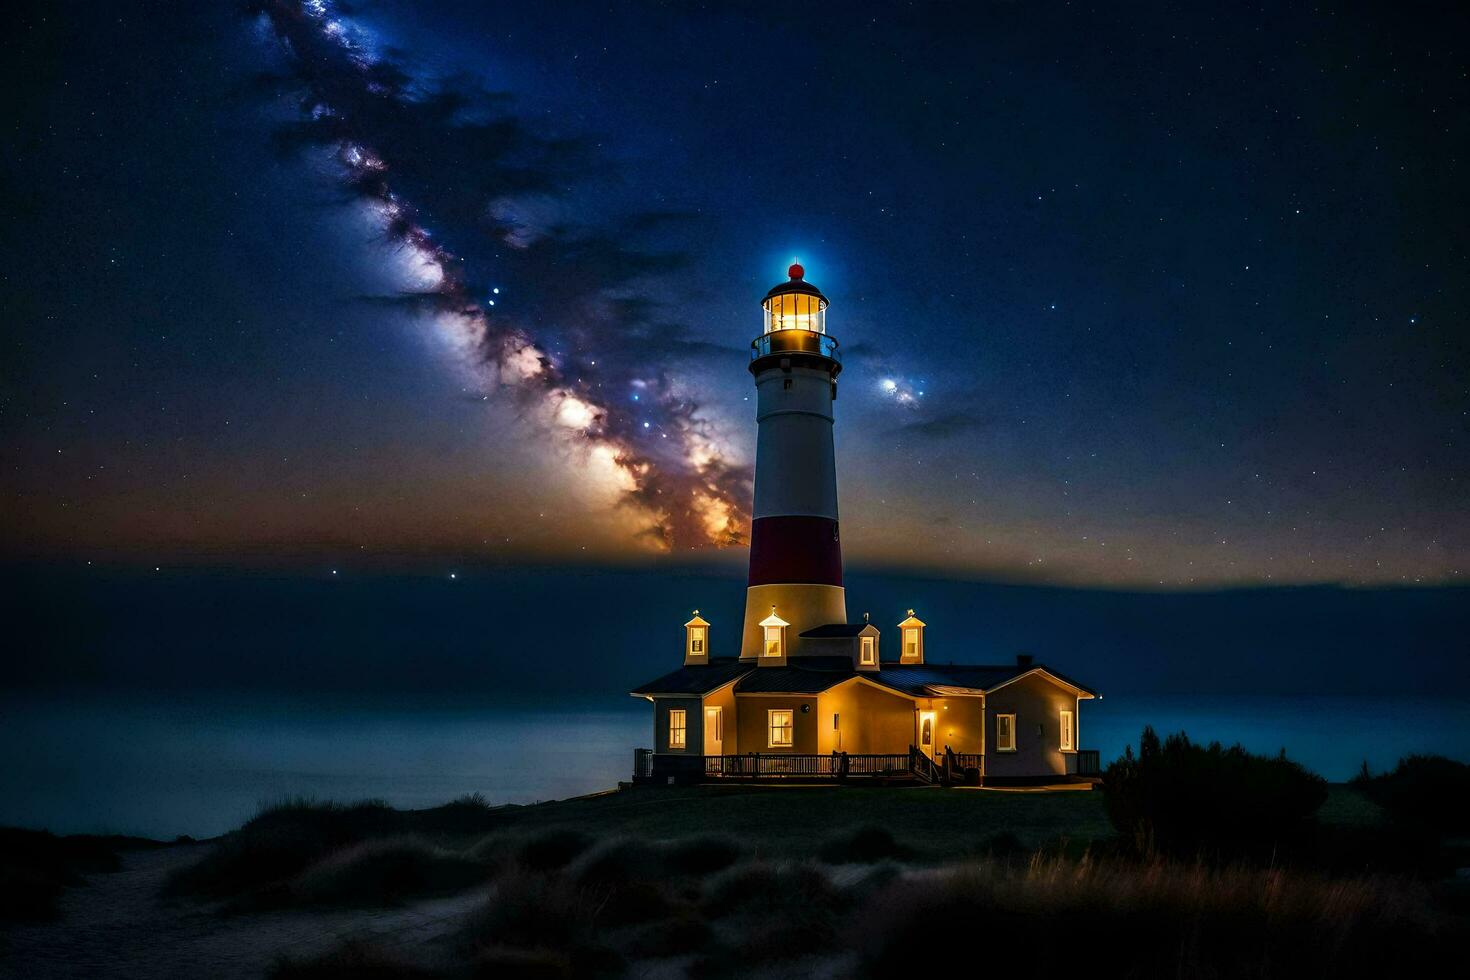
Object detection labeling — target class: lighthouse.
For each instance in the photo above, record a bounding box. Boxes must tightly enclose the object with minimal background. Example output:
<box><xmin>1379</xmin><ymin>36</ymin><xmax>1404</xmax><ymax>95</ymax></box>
<box><xmin>631</xmin><ymin>263</ymin><xmax>1100</xmax><ymax>784</ymax></box>
<box><xmin>739</xmin><ymin>263</ymin><xmax>847</xmax><ymax>661</ymax></box>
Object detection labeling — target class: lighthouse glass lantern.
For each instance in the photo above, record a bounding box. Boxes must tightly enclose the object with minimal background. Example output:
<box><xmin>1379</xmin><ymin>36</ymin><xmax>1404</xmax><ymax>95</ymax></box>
<box><xmin>751</xmin><ymin>263</ymin><xmax>840</xmax><ymax>364</ymax></box>
<box><xmin>762</xmin><ymin>265</ymin><xmax>827</xmax><ymax>335</ymax></box>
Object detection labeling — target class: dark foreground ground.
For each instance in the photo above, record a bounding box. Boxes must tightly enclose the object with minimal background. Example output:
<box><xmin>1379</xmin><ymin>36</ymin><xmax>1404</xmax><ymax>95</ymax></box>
<box><xmin>1</xmin><ymin>784</ymin><xmax>1461</xmax><ymax>979</ymax></box>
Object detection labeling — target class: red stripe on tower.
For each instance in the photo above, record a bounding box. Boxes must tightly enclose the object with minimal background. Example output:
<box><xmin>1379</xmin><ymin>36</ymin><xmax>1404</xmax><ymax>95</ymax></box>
<box><xmin>748</xmin><ymin>515</ymin><xmax>842</xmax><ymax>586</ymax></box>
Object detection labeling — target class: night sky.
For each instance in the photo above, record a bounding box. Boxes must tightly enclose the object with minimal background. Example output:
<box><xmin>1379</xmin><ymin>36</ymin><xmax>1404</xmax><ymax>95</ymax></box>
<box><xmin>5</xmin><ymin>0</ymin><xmax>1467</xmax><ymax>588</ymax></box>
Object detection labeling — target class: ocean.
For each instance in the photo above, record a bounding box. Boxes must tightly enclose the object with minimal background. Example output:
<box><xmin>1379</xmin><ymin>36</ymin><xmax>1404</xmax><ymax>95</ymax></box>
<box><xmin>2</xmin><ymin>691</ymin><xmax>1466</xmax><ymax>840</ymax></box>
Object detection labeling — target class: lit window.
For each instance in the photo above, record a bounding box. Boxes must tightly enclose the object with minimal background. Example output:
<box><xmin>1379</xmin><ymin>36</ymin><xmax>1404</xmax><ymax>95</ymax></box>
<box><xmin>1060</xmin><ymin>710</ymin><xmax>1075</xmax><ymax>751</ymax></box>
<box><xmin>668</xmin><ymin>709</ymin><xmax>687</xmax><ymax>750</ymax></box>
<box><xmin>903</xmin><ymin>628</ymin><xmax>920</xmax><ymax>661</ymax></box>
<box><xmin>688</xmin><ymin>627</ymin><xmax>706</xmax><ymax>656</ymax></box>
<box><xmin>996</xmin><ymin>713</ymin><xmax>1017</xmax><ymax>752</ymax></box>
<box><xmin>764</xmin><ymin>625</ymin><xmax>783</xmax><ymax>658</ymax></box>
<box><xmin>860</xmin><ymin>635</ymin><xmax>876</xmax><ymax>665</ymax></box>
<box><xmin>833</xmin><ymin>712</ymin><xmax>840</xmax><ymax>731</ymax></box>
<box><xmin>768</xmin><ymin>709</ymin><xmax>794</xmax><ymax>747</ymax></box>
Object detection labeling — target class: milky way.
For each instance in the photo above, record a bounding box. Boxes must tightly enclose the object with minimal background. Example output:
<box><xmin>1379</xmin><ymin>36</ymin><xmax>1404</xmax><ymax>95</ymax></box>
<box><xmin>250</xmin><ymin>0</ymin><xmax>749</xmax><ymax>550</ymax></box>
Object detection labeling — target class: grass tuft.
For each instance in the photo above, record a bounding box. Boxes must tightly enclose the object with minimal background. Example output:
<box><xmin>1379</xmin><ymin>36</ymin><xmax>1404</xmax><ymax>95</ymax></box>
<box><xmin>164</xmin><ymin>797</ymin><xmax>501</xmax><ymax>905</ymax></box>
<box><xmin>268</xmin><ymin>940</ymin><xmax>438</xmax><ymax>979</ymax></box>
<box><xmin>857</xmin><ymin>854</ymin><xmax>1460</xmax><ymax>977</ymax></box>
<box><xmin>288</xmin><ymin>835</ymin><xmax>486</xmax><ymax>907</ymax></box>
<box><xmin>818</xmin><ymin>824</ymin><xmax>910</xmax><ymax>864</ymax></box>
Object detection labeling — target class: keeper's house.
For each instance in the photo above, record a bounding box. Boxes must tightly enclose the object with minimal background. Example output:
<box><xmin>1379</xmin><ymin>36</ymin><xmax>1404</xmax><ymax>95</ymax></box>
<box><xmin>631</xmin><ymin>266</ymin><xmax>1099</xmax><ymax>786</ymax></box>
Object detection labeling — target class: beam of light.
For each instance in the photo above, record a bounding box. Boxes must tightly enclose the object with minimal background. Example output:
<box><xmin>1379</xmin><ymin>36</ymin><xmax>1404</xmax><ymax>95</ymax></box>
<box><xmin>248</xmin><ymin>1</ymin><xmax>750</xmax><ymax>551</ymax></box>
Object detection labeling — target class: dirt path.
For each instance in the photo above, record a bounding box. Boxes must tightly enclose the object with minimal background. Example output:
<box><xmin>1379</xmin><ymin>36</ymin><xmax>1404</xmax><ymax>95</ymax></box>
<box><xmin>0</xmin><ymin>845</ymin><xmax>488</xmax><ymax>979</ymax></box>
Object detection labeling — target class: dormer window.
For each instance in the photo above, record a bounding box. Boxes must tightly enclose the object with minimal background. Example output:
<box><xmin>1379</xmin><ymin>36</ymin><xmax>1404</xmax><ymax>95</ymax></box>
<box><xmin>684</xmin><ymin>612</ymin><xmax>711</xmax><ymax>665</ymax></box>
<box><xmin>897</xmin><ymin>610</ymin><xmax>926</xmax><ymax>664</ymax></box>
<box><xmin>758</xmin><ymin>608</ymin><xmax>789</xmax><ymax>660</ymax></box>
<box><xmin>860</xmin><ymin>635</ymin><xmax>876</xmax><ymax>666</ymax></box>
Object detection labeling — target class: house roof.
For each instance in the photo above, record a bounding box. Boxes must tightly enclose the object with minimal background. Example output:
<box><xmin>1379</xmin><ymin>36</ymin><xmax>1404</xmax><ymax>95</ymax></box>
<box><xmin>873</xmin><ymin>663</ymin><xmax>1098</xmax><ymax>699</ymax></box>
<box><xmin>734</xmin><ymin>656</ymin><xmax>855</xmax><ymax>694</ymax></box>
<box><xmin>628</xmin><ymin>658</ymin><xmax>752</xmax><ymax>696</ymax></box>
<box><xmin>630</xmin><ymin>658</ymin><xmax>1096</xmax><ymax>699</ymax></box>
<box><xmin>798</xmin><ymin>623</ymin><xmax>870</xmax><ymax>638</ymax></box>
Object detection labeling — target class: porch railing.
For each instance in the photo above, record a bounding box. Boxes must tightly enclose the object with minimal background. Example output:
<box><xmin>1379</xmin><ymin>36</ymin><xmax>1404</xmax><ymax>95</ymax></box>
<box><xmin>636</xmin><ymin>749</ymin><xmax>993</xmax><ymax>784</ymax></box>
<box><xmin>1074</xmin><ymin>749</ymin><xmax>1101</xmax><ymax>776</ymax></box>
<box><xmin>703</xmin><ymin>752</ymin><xmax>911</xmax><ymax>779</ymax></box>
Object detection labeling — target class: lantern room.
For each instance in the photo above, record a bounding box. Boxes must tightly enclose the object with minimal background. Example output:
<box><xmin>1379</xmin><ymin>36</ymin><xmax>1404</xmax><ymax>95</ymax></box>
<box><xmin>752</xmin><ymin>263</ymin><xmax>841</xmax><ymax>368</ymax></box>
<box><xmin>762</xmin><ymin>262</ymin><xmax>827</xmax><ymax>335</ymax></box>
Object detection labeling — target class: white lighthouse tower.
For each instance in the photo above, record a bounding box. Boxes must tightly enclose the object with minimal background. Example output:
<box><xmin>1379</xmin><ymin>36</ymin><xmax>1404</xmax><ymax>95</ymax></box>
<box><xmin>739</xmin><ymin>263</ymin><xmax>847</xmax><ymax>661</ymax></box>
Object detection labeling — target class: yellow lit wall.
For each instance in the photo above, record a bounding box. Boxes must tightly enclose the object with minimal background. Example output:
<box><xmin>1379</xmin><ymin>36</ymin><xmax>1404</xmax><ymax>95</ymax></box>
<box><xmin>815</xmin><ymin>680</ymin><xmax>914</xmax><ymax>754</ymax></box>
<box><xmin>735</xmin><ymin>695</ymin><xmax>819</xmax><ymax>753</ymax></box>
<box><xmin>926</xmin><ymin>696</ymin><xmax>985</xmax><ymax>757</ymax></box>
<box><xmin>702</xmin><ymin>682</ymin><xmax>738</xmax><ymax>755</ymax></box>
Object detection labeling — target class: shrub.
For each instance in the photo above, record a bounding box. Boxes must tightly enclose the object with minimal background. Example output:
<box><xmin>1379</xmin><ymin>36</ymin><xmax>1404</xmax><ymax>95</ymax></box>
<box><xmin>692</xmin><ymin>864</ymin><xmax>846</xmax><ymax>971</ymax></box>
<box><xmin>166</xmin><ymin>796</ymin><xmax>502</xmax><ymax>904</ymax></box>
<box><xmin>464</xmin><ymin>870</ymin><xmax>624</xmax><ymax>977</ymax></box>
<box><xmin>468</xmin><ymin>871</ymin><xmax>587</xmax><ymax>946</ymax></box>
<box><xmin>818</xmin><ymin>825</ymin><xmax>909</xmax><ymax>864</ymax></box>
<box><xmin>0</xmin><ymin>866</ymin><xmax>67</xmax><ymax>922</ymax></box>
<box><xmin>661</xmin><ymin>835</ymin><xmax>743</xmax><ymax>875</ymax></box>
<box><xmin>566</xmin><ymin>838</ymin><xmax>679</xmax><ymax>926</ymax></box>
<box><xmin>1103</xmin><ymin>727</ymin><xmax>1327</xmax><ymax>860</ymax></box>
<box><xmin>0</xmin><ymin>828</ymin><xmax>127</xmax><ymax>921</ymax></box>
<box><xmin>164</xmin><ymin>799</ymin><xmax>397</xmax><ymax>900</ymax></box>
<box><xmin>513</xmin><ymin>828</ymin><xmax>594</xmax><ymax>871</ymax></box>
<box><xmin>625</xmin><ymin>915</ymin><xmax>714</xmax><ymax>958</ymax></box>
<box><xmin>856</xmin><ymin>856</ymin><xmax>1458</xmax><ymax>979</ymax></box>
<box><xmin>1353</xmin><ymin>755</ymin><xmax>1470</xmax><ymax>833</ymax></box>
<box><xmin>269</xmin><ymin>940</ymin><xmax>438</xmax><ymax>979</ymax></box>
<box><xmin>289</xmin><ymin>836</ymin><xmax>486</xmax><ymax>907</ymax></box>
<box><xmin>468</xmin><ymin>946</ymin><xmax>578</xmax><ymax>979</ymax></box>
<box><xmin>703</xmin><ymin>860</ymin><xmax>843</xmax><ymax>917</ymax></box>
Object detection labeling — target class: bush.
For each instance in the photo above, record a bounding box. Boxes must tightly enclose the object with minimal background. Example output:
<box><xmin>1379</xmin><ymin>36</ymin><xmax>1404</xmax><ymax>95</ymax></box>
<box><xmin>625</xmin><ymin>916</ymin><xmax>714</xmax><ymax>958</ymax></box>
<box><xmin>693</xmin><ymin>864</ymin><xmax>847</xmax><ymax>971</ymax></box>
<box><xmin>513</xmin><ymin>828</ymin><xmax>594</xmax><ymax>871</ymax></box>
<box><xmin>165</xmin><ymin>799</ymin><xmax>399</xmax><ymax>903</ymax></box>
<box><xmin>0</xmin><ymin>828</ymin><xmax>128</xmax><ymax>921</ymax></box>
<box><xmin>468</xmin><ymin>946</ymin><xmax>579</xmax><ymax>979</ymax></box>
<box><xmin>856</xmin><ymin>856</ymin><xmax>1459</xmax><ymax>979</ymax></box>
<box><xmin>1354</xmin><ymin>755</ymin><xmax>1470</xmax><ymax>833</ymax></box>
<box><xmin>464</xmin><ymin>870</ymin><xmax>625</xmax><ymax>976</ymax></box>
<box><xmin>289</xmin><ymin>836</ymin><xmax>486</xmax><ymax>907</ymax></box>
<box><xmin>269</xmin><ymin>940</ymin><xmax>438</xmax><ymax>979</ymax></box>
<box><xmin>818</xmin><ymin>825</ymin><xmax>909</xmax><ymax>864</ymax></box>
<box><xmin>703</xmin><ymin>860</ymin><xmax>843</xmax><ymax>917</ymax></box>
<box><xmin>661</xmin><ymin>835</ymin><xmax>743</xmax><ymax>875</ymax></box>
<box><xmin>165</xmin><ymin>796</ymin><xmax>502</xmax><ymax>904</ymax></box>
<box><xmin>1103</xmin><ymin>727</ymin><xmax>1327</xmax><ymax>859</ymax></box>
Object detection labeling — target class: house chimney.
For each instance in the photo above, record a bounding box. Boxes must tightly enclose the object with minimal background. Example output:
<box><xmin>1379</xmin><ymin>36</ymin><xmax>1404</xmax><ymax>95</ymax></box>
<box><xmin>1016</xmin><ymin>653</ymin><xmax>1034</xmax><ymax>668</ymax></box>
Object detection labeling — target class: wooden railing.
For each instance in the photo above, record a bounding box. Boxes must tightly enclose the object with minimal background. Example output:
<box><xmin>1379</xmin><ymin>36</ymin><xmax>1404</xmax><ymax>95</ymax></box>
<box><xmin>636</xmin><ymin>749</ymin><xmax>990</xmax><ymax>784</ymax></box>
<box><xmin>949</xmin><ymin>752</ymin><xmax>984</xmax><ymax>773</ymax></box>
<box><xmin>702</xmin><ymin>752</ymin><xmax>911</xmax><ymax>779</ymax></box>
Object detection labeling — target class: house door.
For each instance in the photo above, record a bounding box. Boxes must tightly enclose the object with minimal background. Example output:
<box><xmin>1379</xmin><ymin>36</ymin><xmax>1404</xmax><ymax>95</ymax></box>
<box><xmin>704</xmin><ymin>707</ymin><xmax>724</xmax><ymax>756</ymax></box>
<box><xmin>918</xmin><ymin>710</ymin><xmax>937</xmax><ymax>761</ymax></box>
